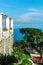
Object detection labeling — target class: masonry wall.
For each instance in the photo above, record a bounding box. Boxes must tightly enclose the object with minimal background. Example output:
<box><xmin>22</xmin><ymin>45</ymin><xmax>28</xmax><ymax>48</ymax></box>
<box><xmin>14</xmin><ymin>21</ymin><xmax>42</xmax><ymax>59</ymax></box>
<box><xmin>9</xmin><ymin>34</ymin><xmax>13</xmax><ymax>55</ymax></box>
<box><xmin>0</xmin><ymin>14</ymin><xmax>3</xmax><ymax>55</ymax></box>
<box><xmin>0</xmin><ymin>14</ymin><xmax>13</xmax><ymax>56</ymax></box>
<box><xmin>9</xmin><ymin>19</ymin><xmax>13</xmax><ymax>55</ymax></box>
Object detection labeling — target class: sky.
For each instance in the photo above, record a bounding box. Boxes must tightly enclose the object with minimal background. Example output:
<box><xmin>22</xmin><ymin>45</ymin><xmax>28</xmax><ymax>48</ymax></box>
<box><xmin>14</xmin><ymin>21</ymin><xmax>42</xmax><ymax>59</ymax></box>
<box><xmin>0</xmin><ymin>0</ymin><xmax>43</xmax><ymax>29</ymax></box>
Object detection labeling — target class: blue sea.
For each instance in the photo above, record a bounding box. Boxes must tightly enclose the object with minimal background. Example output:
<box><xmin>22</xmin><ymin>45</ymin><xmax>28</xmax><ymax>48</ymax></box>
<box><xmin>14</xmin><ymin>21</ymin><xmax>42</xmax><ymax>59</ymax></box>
<box><xmin>14</xmin><ymin>28</ymin><xmax>23</xmax><ymax>41</ymax></box>
<box><xmin>14</xmin><ymin>28</ymin><xmax>43</xmax><ymax>42</ymax></box>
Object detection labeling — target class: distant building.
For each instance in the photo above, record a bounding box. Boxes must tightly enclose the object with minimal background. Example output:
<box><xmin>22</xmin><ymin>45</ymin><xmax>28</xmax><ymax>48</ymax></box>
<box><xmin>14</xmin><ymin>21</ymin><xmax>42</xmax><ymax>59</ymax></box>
<box><xmin>0</xmin><ymin>13</ymin><xmax>13</xmax><ymax>55</ymax></box>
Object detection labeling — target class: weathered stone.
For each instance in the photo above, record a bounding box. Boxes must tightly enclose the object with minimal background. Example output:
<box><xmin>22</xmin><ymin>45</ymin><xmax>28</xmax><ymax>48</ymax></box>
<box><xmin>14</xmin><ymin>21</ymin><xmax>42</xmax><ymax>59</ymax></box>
<box><xmin>0</xmin><ymin>34</ymin><xmax>13</xmax><ymax>56</ymax></box>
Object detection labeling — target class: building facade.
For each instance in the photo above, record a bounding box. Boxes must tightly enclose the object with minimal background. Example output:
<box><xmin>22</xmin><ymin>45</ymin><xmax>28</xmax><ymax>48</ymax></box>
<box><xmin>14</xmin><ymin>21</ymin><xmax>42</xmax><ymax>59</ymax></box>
<box><xmin>0</xmin><ymin>13</ymin><xmax>13</xmax><ymax>55</ymax></box>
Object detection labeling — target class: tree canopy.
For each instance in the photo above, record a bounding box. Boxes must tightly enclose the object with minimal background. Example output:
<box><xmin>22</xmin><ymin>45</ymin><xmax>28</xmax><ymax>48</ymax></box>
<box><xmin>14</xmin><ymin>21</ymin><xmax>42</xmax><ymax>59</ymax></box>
<box><xmin>20</xmin><ymin>28</ymin><xmax>43</xmax><ymax>58</ymax></box>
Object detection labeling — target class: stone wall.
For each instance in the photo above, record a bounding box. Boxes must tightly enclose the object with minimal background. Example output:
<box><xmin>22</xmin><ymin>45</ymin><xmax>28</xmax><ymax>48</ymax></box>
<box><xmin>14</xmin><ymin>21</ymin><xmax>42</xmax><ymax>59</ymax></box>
<box><xmin>0</xmin><ymin>14</ymin><xmax>13</xmax><ymax>56</ymax></box>
<box><xmin>0</xmin><ymin>40</ymin><xmax>3</xmax><ymax>54</ymax></box>
<box><xmin>2</xmin><ymin>37</ymin><xmax>9</xmax><ymax>55</ymax></box>
<box><xmin>0</xmin><ymin>35</ymin><xmax>13</xmax><ymax>56</ymax></box>
<box><xmin>9</xmin><ymin>34</ymin><xmax>13</xmax><ymax>55</ymax></box>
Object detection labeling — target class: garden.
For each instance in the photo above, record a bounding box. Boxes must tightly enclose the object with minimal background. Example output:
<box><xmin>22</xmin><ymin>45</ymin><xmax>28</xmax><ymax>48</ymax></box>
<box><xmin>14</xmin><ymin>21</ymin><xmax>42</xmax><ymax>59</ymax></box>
<box><xmin>0</xmin><ymin>28</ymin><xmax>43</xmax><ymax>65</ymax></box>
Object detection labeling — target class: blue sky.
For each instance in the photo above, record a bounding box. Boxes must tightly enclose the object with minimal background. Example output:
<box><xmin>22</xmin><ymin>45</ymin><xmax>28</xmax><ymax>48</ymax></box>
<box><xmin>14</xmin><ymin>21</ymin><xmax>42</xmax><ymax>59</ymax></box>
<box><xmin>0</xmin><ymin>0</ymin><xmax>43</xmax><ymax>29</ymax></box>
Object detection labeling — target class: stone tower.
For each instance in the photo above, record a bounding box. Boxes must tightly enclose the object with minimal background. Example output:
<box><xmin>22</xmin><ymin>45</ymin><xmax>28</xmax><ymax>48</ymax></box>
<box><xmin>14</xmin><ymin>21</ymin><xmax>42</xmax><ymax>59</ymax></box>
<box><xmin>0</xmin><ymin>13</ymin><xmax>13</xmax><ymax>55</ymax></box>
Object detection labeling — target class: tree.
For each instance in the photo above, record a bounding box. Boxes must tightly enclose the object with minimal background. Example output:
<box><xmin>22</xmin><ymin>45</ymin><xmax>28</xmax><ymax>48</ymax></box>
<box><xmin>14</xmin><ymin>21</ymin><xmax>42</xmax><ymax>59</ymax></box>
<box><xmin>20</xmin><ymin>28</ymin><xmax>41</xmax><ymax>48</ymax></box>
<box><xmin>20</xmin><ymin>28</ymin><xmax>43</xmax><ymax>59</ymax></box>
<box><xmin>36</xmin><ymin>33</ymin><xmax>43</xmax><ymax>59</ymax></box>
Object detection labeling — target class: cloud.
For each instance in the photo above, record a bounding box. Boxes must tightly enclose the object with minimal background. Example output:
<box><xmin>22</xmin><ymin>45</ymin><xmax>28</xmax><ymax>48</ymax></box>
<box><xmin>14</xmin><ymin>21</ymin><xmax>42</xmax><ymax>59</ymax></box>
<box><xmin>15</xmin><ymin>8</ymin><xmax>43</xmax><ymax>22</ymax></box>
<box><xmin>16</xmin><ymin>16</ymin><xmax>31</xmax><ymax>22</ymax></box>
<box><xmin>28</xmin><ymin>8</ymin><xmax>39</xmax><ymax>12</ymax></box>
<box><xmin>22</xmin><ymin>12</ymin><xmax>41</xmax><ymax>17</ymax></box>
<box><xmin>15</xmin><ymin>12</ymin><xmax>41</xmax><ymax>22</ymax></box>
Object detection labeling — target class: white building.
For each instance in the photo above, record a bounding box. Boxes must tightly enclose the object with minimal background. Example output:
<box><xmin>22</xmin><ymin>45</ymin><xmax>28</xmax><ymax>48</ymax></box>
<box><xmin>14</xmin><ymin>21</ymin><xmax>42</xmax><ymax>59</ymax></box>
<box><xmin>0</xmin><ymin>13</ymin><xmax>13</xmax><ymax>55</ymax></box>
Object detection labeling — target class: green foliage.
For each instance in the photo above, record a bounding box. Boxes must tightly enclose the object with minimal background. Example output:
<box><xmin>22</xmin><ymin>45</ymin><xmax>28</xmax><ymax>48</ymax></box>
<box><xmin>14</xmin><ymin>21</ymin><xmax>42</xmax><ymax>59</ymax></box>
<box><xmin>20</xmin><ymin>28</ymin><xmax>41</xmax><ymax>35</ymax></box>
<box><xmin>20</xmin><ymin>28</ymin><xmax>43</xmax><ymax>59</ymax></box>
<box><xmin>13</xmin><ymin>47</ymin><xmax>24</xmax><ymax>60</ymax></box>
<box><xmin>21</xmin><ymin>59</ymin><xmax>32</xmax><ymax>65</ymax></box>
<box><xmin>8</xmin><ymin>28</ymin><xmax>43</xmax><ymax>65</ymax></box>
<box><xmin>20</xmin><ymin>28</ymin><xmax>43</xmax><ymax>44</ymax></box>
<box><xmin>8</xmin><ymin>63</ymin><xmax>18</xmax><ymax>65</ymax></box>
<box><xmin>13</xmin><ymin>47</ymin><xmax>23</xmax><ymax>55</ymax></box>
<box><xmin>0</xmin><ymin>54</ymin><xmax>18</xmax><ymax>65</ymax></box>
<box><xmin>14</xmin><ymin>40</ymin><xmax>25</xmax><ymax>48</ymax></box>
<box><xmin>13</xmin><ymin>46</ymin><xmax>31</xmax><ymax>64</ymax></box>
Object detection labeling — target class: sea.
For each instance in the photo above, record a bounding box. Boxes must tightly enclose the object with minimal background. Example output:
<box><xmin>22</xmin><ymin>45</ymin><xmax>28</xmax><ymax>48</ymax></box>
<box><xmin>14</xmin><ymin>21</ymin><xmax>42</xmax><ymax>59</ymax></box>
<box><xmin>14</xmin><ymin>28</ymin><xmax>23</xmax><ymax>42</ymax></box>
<box><xmin>14</xmin><ymin>28</ymin><xmax>43</xmax><ymax>42</ymax></box>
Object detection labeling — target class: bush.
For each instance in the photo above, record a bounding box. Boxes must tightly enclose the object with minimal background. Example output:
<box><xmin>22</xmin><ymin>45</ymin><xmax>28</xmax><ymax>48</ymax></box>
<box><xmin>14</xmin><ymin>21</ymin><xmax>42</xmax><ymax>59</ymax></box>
<box><xmin>0</xmin><ymin>54</ymin><xmax>18</xmax><ymax>65</ymax></box>
<box><xmin>20</xmin><ymin>59</ymin><xmax>32</xmax><ymax>65</ymax></box>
